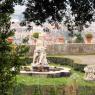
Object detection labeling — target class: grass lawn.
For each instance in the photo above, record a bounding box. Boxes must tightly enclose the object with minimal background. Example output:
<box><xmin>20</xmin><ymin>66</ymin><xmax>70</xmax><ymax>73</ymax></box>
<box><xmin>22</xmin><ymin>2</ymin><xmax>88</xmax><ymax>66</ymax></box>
<box><xmin>15</xmin><ymin>63</ymin><xmax>95</xmax><ymax>95</ymax></box>
<box><xmin>16</xmin><ymin>64</ymin><xmax>95</xmax><ymax>87</ymax></box>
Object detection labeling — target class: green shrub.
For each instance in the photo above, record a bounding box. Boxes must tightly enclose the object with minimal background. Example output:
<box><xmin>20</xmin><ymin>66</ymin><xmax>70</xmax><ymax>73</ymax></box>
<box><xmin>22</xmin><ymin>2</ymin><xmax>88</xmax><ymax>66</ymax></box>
<box><xmin>47</xmin><ymin>57</ymin><xmax>74</xmax><ymax>65</ymax></box>
<box><xmin>20</xmin><ymin>57</ymin><xmax>33</xmax><ymax>65</ymax></box>
<box><xmin>47</xmin><ymin>57</ymin><xmax>86</xmax><ymax>72</ymax></box>
<box><xmin>72</xmin><ymin>63</ymin><xmax>86</xmax><ymax>72</ymax></box>
<box><xmin>32</xmin><ymin>32</ymin><xmax>39</xmax><ymax>39</ymax></box>
<box><xmin>23</xmin><ymin>56</ymin><xmax>86</xmax><ymax>72</ymax></box>
<box><xmin>75</xmin><ymin>33</ymin><xmax>84</xmax><ymax>43</ymax></box>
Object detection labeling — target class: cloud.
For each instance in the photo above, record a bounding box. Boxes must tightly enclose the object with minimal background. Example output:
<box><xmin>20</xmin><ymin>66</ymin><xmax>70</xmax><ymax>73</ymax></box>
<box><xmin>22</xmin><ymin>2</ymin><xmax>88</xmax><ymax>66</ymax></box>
<box><xmin>11</xmin><ymin>5</ymin><xmax>26</xmax><ymax>22</ymax></box>
<box><xmin>14</xmin><ymin>5</ymin><xmax>26</xmax><ymax>14</ymax></box>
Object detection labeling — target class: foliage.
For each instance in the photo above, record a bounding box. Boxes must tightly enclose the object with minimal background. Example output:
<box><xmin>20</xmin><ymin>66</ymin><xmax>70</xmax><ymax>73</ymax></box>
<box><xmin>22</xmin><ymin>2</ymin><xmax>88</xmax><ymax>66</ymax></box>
<box><xmin>21</xmin><ymin>56</ymin><xmax>86</xmax><ymax>72</ymax></box>
<box><xmin>13</xmin><ymin>56</ymin><xmax>94</xmax><ymax>95</ymax></box>
<box><xmin>75</xmin><ymin>33</ymin><xmax>84</xmax><ymax>43</ymax></box>
<box><xmin>0</xmin><ymin>0</ymin><xmax>27</xmax><ymax>95</ymax></box>
<box><xmin>68</xmin><ymin>0</ymin><xmax>94</xmax><ymax>29</ymax></box>
<box><xmin>24</xmin><ymin>0</ymin><xmax>95</xmax><ymax>31</ymax></box>
<box><xmin>27</xmin><ymin>25</ymin><xmax>33</xmax><ymax>31</ymax></box>
<box><xmin>17</xmin><ymin>45</ymin><xmax>30</xmax><ymax>56</ymax></box>
<box><xmin>32</xmin><ymin>32</ymin><xmax>39</xmax><ymax>39</ymax></box>
<box><xmin>0</xmin><ymin>43</ymin><xmax>29</xmax><ymax>95</ymax></box>
<box><xmin>0</xmin><ymin>0</ymin><xmax>23</xmax><ymax>14</ymax></box>
<box><xmin>24</xmin><ymin>0</ymin><xmax>66</xmax><ymax>25</ymax></box>
<box><xmin>20</xmin><ymin>21</ymin><xmax>26</xmax><ymax>26</ymax></box>
<box><xmin>0</xmin><ymin>9</ymin><xmax>15</xmax><ymax>95</ymax></box>
<box><xmin>47</xmin><ymin>57</ymin><xmax>86</xmax><ymax>72</ymax></box>
<box><xmin>14</xmin><ymin>73</ymin><xmax>95</xmax><ymax>95</ymax></box>
<box><xmin>22</xmin><ymin>36</ymin><xmax>29</xmax><ymax>44</ymax></box>
<box><xmin>0</xmin><ymin>40</ymin><xmax>29</xmax><ymax>95</ymax></box>
<box><xmin>85</xmin><ymin>33</ymin><xmax>93</xmax><ymax>38</ymax></box>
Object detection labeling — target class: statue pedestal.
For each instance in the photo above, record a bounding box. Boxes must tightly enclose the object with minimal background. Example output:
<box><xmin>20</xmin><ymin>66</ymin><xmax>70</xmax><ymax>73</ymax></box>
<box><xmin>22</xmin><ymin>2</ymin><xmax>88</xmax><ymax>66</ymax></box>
<box><xmin>32</xmin><ymin>66</ymin><xmax>49</xmax><ymax>72</ymax></box>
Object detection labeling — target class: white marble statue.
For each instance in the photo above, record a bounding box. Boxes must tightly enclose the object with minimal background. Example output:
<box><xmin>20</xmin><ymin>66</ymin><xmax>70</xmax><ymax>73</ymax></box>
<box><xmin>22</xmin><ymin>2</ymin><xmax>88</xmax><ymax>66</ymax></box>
<box><xmin>32</xmin><ymin>39</ymin><xmax>48</xmax><ymax>67</ymax></box>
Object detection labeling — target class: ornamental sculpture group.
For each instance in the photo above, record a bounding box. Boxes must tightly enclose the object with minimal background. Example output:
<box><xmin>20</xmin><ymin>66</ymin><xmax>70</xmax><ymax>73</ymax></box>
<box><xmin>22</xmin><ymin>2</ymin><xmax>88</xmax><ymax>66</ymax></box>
<box><xmin>32</xmin><ymin>39</ymin><xmax>49</xmax><ymax>72</ymax></box>
<box><xmin>84</xmin><ymin>65</ymin><xmax>95</xmax><ymax>81</ymax></box>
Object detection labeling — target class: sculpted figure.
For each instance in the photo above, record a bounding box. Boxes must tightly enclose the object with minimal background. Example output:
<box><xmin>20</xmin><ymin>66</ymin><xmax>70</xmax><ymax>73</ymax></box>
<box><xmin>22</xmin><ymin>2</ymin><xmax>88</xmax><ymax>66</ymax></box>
<box><xmin>32</xmin><ymin>39</ymin><xmax>48</xmax><ymax>67</ymax></box>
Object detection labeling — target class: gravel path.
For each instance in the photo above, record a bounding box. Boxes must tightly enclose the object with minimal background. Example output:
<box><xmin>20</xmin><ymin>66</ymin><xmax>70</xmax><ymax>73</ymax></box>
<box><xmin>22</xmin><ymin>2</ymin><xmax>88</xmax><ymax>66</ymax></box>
<box><xmin>64</xmin><ymin>55</ymin><xmax>95</xmax><ymax>65</ymax></box>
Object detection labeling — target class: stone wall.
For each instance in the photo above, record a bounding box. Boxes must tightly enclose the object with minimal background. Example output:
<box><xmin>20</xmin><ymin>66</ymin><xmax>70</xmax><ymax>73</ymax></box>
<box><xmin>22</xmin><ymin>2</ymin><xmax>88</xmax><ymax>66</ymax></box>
<box><xmin>28</xmin><ymin>44</ymin><xmax>95</xmax><ymax>55</ymax></box>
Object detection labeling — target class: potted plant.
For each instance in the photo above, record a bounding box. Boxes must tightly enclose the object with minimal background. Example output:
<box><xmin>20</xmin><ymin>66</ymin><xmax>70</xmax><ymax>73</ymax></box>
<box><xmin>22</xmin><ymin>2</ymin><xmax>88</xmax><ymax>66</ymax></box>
<box><xmin>32</xmin><ymin>32</ymin><xmax>39</xmax><ymax>45</ymax></box>
<box><xmin>32</xmin><ymin>32</ymin><xmax>39</xmax><ymax>39</ymax></box>
<box><xmin>85</xmin><ymin>33</ymin><xmax>93</xmax><ymax>43</ymax></box>
<box><xmin>7</xmin><ymin>37</ymin><xmax>14</xmax><ymax>43</ymax></box>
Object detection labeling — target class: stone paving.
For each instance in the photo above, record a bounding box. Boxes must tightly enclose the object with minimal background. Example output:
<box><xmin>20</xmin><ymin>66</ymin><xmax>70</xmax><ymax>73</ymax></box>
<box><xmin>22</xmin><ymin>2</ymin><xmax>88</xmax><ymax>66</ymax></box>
<box><xmin>64</xmin><ymin>55</ymin><xmax>95</xmax><ymax>65</ymax></box>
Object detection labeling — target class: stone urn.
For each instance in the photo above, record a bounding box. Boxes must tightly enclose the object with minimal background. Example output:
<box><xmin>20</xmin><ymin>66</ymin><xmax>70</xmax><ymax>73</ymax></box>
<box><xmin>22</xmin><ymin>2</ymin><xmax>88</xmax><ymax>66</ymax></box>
<box><xmin>7</xmin><ymin>37</ymin><xmax>14</xmax><ymax>43</ymax></box>
<box><xmin>85</xmin><ymin>33</ymin><xmax>93</xmax><ymax>43</ymax></box>
<box><xmin>84</xmin><ymin>65</ymin><xmax>95</xmax><ymax>81</ymax></box>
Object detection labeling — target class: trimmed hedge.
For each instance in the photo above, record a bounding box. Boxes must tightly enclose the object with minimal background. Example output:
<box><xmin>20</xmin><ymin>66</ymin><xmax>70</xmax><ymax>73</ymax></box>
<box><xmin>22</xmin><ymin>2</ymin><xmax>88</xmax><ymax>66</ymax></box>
<box><xmin>47</xmin><ymin>57</ymin><xmax>86</xmax><ymax>72</ymax></box>
<box><xmin>22</xmin><ymin>56</ymin><xmax>86</xmax><ymax>72</ymax></box>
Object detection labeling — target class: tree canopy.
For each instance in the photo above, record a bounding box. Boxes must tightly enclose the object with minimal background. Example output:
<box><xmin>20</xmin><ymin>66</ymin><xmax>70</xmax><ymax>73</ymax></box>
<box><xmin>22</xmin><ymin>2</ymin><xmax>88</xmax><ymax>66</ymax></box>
<box><xmin>24</xmin><ymin>0</ymin><xmax>95</xmax><ymax>31</ymax></box>
<box><xmin>24</xmin><ymin>0</ymin><xmax>67</xmax><ymax>25</ymax></box>
<box><xmin>0</xmin><ymin>0</ymin><xmax>25</xmax><ymax>95</ymax></box>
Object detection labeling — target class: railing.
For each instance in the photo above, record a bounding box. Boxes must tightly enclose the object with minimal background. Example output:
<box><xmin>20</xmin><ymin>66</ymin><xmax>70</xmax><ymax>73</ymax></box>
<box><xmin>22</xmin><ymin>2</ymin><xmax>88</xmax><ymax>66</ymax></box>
<box><xmin>27</xmin><ymin>43</ymin><xmax>95</xmax><ymax>55</ymax></box>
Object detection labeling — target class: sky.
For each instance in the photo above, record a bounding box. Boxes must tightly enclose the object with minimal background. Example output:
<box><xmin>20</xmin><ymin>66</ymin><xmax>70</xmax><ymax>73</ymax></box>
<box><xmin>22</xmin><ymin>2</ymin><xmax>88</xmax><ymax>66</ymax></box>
<box><xmin>11</xmin><ymin>5</ymin><xmax>26</xmax><ymax>22</ymax></box>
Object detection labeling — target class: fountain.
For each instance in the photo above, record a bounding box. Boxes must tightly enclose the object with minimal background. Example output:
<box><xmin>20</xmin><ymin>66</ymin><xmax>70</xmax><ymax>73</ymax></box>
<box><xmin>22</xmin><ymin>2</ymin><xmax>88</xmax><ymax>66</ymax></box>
<box><xmin>32</xmin><ymin>39</ymin><xmax>49</xmax><ymax>72</ymax></box>
<box><xmin>20</xmin><ymin>36</ymin><xmax>71</xmax><ymax>77</ymax></box>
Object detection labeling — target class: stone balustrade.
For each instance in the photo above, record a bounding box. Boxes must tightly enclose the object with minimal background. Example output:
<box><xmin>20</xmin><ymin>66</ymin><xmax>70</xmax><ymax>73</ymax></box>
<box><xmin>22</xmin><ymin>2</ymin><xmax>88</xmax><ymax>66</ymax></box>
<box><xmin>27</xmin><ymin>43</ymin><xmax>95</xmax><ymax>55</ymax></box>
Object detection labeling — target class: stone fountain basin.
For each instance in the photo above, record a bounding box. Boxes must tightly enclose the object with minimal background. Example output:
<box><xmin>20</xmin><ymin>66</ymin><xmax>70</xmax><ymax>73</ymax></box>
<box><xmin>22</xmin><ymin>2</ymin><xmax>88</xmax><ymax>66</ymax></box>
<box><xmin>20</xmin><ymin>66</ymin><xmax>71</xmax><ymax>77</ymax></box>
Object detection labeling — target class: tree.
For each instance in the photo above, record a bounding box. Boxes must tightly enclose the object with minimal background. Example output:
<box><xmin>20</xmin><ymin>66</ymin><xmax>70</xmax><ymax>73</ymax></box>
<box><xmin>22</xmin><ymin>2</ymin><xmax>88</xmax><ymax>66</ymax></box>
<box><xmin>0</xmin><ymin>0</ymin><xmax>26</xmax><ymax>95</ymax></box>
<box><xmin>24</xmin><ymin>0</ymin><xmax>67</xmax><ymax>25</ymax></box>
<box><xmin>24</xmin><ymin>0</ymin><xmax>95</xmax><ymax>31</ymax></box>
<box><xmin>68</xmin><ymin>0</ymin><xmax>94</xmax><ymax>31</ymax></box>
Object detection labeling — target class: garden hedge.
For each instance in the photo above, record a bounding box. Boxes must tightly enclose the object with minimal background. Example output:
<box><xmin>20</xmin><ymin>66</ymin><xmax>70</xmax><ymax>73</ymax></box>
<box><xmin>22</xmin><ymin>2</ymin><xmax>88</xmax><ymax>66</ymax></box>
<box><xmin>47</xmin><ymin>56</ymin><xmax>86</xmax><ymax>72</ymax></box>
<box><xmin>22</xmin><ymin>56</ymin><xmax>86</xmax><ymax>72</ymax></box>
